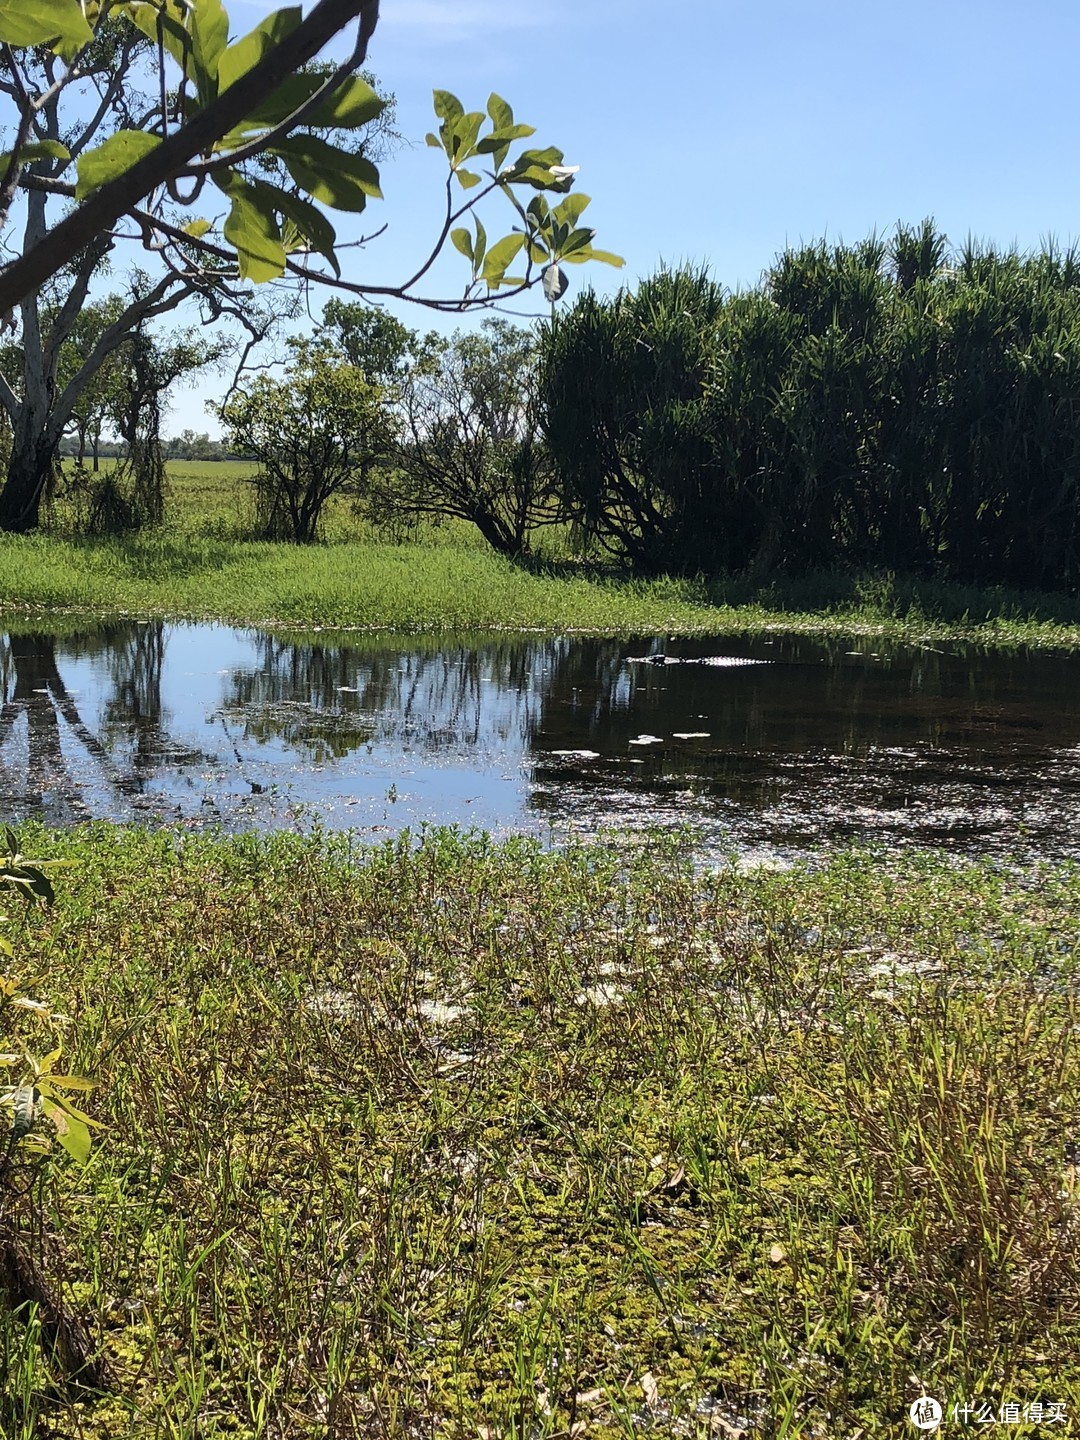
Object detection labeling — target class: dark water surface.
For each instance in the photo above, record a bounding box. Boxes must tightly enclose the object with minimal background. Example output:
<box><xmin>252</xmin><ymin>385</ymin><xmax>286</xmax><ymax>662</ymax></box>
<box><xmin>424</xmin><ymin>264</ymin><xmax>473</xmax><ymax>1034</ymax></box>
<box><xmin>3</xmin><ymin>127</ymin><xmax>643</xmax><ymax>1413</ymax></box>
<box><xmin>2</xmin><ymin>621</ymin><xmax>1080</xmax><ymax>865</ymax></box>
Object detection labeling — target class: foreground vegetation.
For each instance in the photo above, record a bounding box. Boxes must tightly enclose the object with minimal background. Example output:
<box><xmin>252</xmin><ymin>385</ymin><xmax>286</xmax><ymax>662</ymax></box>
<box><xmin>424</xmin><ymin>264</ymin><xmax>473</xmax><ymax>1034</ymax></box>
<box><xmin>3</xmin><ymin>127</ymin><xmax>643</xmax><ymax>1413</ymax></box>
<box><xmin>2</xmin><ymin>826</ymin><xmax>1078</xmax><ymax>1437</ymax></box>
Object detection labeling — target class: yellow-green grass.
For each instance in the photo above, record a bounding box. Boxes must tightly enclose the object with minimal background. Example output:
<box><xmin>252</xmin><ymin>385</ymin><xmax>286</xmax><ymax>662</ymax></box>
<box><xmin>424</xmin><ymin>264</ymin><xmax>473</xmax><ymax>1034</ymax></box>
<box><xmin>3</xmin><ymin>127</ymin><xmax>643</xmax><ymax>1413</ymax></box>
<box><xmin>2</xmin><ymin>827</ymin><xmax>1078</xmax><ymax>1437</ymax></box>
<box><xmin>0</xmin><ymin>531</ymin><xmax>732</xmax><ymax>634</ymax></box>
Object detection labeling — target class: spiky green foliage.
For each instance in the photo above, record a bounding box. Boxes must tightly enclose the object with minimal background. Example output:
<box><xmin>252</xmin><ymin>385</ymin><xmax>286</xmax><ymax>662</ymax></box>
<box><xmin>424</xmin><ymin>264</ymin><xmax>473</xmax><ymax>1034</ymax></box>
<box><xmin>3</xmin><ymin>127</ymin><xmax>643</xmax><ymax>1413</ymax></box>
<box><xmin>540</xmin><ymin>225</ymin><xmax>1080</xmax><ymax>589</ymax></box>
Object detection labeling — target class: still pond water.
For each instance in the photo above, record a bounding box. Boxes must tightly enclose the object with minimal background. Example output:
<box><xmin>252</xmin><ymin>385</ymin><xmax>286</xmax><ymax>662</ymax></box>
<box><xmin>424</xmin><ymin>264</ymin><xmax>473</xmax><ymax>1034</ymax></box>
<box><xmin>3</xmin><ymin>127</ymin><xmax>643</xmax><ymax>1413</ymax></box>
<box><xmin>2</xmin><ymin>621</ymin><xmax>1080</xmax><ymax>866</ymax></box>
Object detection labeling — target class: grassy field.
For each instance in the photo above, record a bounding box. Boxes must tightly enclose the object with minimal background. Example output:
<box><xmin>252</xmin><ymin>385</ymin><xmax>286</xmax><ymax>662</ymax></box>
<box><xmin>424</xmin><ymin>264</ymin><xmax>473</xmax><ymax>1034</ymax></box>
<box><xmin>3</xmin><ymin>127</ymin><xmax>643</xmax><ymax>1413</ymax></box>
<box><xmin>2</xmin><ymin>825</ymin><xmax>1078</xmax><ymax>1438</ymax></box>
<box><xmin>0</xmin><ymin>461</ymin><xmax>1077</xmax><ymax>645</ymax></box>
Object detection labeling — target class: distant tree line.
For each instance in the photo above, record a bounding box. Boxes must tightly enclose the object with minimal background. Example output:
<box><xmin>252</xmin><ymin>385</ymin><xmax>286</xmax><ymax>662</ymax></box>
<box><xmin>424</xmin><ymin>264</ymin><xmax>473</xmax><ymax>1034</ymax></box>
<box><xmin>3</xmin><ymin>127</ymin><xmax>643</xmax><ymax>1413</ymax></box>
<box><xmin>540</xmin><ymin>224</ymin><xmax>1080</xmax><ymax>589</ymax></box>
<box><xmin>227</xmin><ymin>223</ymin><xmax>1080</xmax><ymax>592</ymax></box>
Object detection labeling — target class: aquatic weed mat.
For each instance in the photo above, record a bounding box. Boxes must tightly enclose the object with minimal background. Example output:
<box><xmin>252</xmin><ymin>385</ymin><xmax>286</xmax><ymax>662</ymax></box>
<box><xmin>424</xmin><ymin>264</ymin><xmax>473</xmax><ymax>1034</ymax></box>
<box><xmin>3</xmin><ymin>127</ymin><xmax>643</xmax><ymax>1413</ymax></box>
<box><xmin>3</xmin><ymin>826</ymin><xmax>1079</xmax><ymax>1437</ymax></box>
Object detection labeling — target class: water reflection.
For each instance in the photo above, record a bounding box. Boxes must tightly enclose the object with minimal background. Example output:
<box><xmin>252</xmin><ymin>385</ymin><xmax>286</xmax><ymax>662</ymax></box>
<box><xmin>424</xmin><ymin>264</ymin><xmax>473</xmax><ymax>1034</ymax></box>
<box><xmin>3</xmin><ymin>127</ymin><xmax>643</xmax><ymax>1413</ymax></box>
<box><xmin>2</xmin><ymin>621</ymin><xmax>1080</xmax><ymax>864</ymax></box>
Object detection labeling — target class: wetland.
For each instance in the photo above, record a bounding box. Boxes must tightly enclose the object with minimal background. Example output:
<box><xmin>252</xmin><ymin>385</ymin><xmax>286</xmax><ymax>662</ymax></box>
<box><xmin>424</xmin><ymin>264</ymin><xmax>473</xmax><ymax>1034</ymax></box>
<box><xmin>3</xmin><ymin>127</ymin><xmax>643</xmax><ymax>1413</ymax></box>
<box><xmin>4</xmin><ymin>619</ymin><xmax>1080</xmax><ymax>865</ymax></box>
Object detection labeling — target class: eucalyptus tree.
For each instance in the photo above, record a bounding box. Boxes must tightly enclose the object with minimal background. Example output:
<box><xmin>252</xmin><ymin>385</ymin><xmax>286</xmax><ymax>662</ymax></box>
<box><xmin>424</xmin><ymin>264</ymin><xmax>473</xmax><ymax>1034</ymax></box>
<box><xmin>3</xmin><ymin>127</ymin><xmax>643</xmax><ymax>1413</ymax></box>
<box><xmin>318</xmin><ymin>300</ymin><xmax>419</xmax><ymax>383</ymax></box>
<box><xmin>54</xmin><ymin>297</ymin><xmax>130</xmax><ymax>469</ymax></box>
<box><xmin>0</xmin><ymin>0</ymin><xmax>622</xmax><ymax>532</ymax></box>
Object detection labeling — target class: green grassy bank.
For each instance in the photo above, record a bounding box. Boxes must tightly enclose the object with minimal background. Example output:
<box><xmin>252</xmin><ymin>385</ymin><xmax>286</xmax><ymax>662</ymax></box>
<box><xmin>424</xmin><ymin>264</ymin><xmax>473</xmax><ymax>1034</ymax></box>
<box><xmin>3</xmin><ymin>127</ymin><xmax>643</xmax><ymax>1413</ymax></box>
<box><xmin>6</xmin><ymin>529</ymin><xmax>1080</xmax><ymax>646</ymax></box>
<box><xmin>0</xmin><ymin>458</ymin><xmax>1068</xmax><ymax>643</ymax></box>
<box><xmin>2</xmin><ymin>826</ymin><xmax>1078</xmax><ymax>1437</ymax></box>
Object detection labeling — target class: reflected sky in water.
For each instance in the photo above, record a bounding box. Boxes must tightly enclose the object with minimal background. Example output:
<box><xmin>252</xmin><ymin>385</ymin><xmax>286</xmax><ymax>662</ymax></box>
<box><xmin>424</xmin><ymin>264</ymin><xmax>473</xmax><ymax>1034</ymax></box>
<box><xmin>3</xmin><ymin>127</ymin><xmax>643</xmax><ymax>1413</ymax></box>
<box><xmin>3</xmin><ymin>621</ymin><xmax>1080</xmax><ymax>864</ymax></box>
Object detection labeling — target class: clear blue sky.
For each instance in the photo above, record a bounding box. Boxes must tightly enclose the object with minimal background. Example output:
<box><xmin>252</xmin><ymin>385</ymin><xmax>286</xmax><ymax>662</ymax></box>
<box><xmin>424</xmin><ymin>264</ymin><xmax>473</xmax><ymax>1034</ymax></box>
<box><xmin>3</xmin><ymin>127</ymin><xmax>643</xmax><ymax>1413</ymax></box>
<box><xmin>174</xmin><ymin>0</ymin><xmax>1080</xmax><ymax>432</ymax></box>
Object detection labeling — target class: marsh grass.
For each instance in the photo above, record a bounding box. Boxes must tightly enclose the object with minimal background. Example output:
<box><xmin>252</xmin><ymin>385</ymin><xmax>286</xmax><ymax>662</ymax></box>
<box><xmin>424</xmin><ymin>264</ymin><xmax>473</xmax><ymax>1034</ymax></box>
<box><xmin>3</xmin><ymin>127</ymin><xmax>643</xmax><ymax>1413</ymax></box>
<box><xmin>0</xmin><ymin>463</ymin><xmax>1076</xmax><ymax>644</ymax></box>
<box><xmin>5</xmin><ymin>528</ymin><xmax>1080</xmax><ymax>647</ymax></box>
<box><xmin>1</xmin><ymin>827</ymin><xmax>1078</xmax><ymax>1437</ymax></box>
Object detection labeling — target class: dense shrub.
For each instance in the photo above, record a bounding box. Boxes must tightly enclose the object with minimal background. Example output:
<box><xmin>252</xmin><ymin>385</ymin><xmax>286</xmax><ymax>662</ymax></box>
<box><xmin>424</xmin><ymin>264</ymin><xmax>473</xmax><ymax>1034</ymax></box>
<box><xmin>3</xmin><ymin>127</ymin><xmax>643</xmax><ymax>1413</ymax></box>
<box><xmin>540</xmin><ymin>225</ymin><xmax>1080</xmax><ymax>588</ymax></box>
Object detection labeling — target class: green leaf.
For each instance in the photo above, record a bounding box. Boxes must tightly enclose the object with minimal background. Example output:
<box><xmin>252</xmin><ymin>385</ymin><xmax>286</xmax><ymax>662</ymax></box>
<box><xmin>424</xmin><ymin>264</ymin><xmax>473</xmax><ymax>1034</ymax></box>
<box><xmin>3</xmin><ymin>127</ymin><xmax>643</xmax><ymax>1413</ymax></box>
<box><xmin>42</xmin><ymin>1099</ymin><xmax>90</xmax><ymax>1165</ymax></box>
<box><xmin>586</xmin><ymin>249</ymin><xmax>625</xmax><ymax>267</ymax></box>
<box><xmin>311</xmin><ymin>76</ymin><xmax>385</xmax><ymax>129</ymax></box>
<box><xmin>425</xmin><ymin>132</ymin><xmax>442</xmax><ymax>148</ymax></box>
<box><xmin>431</xmin><ymin>90</ymin><xmax>467</xmax><ymax>159</ymax></box>
<box><xmin>450</xmin><ymin>227</ymin><xmax>474</xmax><ymax>262</ymax></box>
<box><xmin>507</xmin><ymin>166</ymin><xmax>564</xmax><ymax>191</ymax></box>
<box><xmin>46</xmin><ymin>1075</ymin><xmax>98</xmax><ymax>1092</ymax></box>
<box><xmin>476</xmin><ymin>124</ymin><xmax>535</xmax><ymax>155</ymax></box>
<box><xmin>190</xmin><ymin>0</ymin><xmax>230</xmax><ymax>100</ymax></box>
<box><xmin>433</xmin><ymin>90</ymin><xmax>464</xmax><ymax>125</ymax></box>
<box><xmin>250</xmin><ymin>178</ymin><xmax>340</xmax><ymax>277</ymax></box>
<box><xmin>455</xmin><ymin>169</ymin><xmax>482</xmax><ymax>190</ymax></box>
<box><xmin>218</xmin><ymin>7</ymin><xmax>301</xmax><ymax>92</ymax></box>
<box><xmin>76</xmin><ymin>131</ymin><xmax>162</xmax><ymax>201</ymax></box>
<box><xmin>476</xmin><ymin>100</ymin><xmax>535</xmax><ymax>171</ymax></box>
<box><xmin>512</xmin><ymin>146</ymin><xmax>564</xmax><ymax>172</ymax></box>
<box><xmin>182</xmin><ymin>218</ymin><xmax>212</xmax><ymax>239</ymax></box>
<box><xmin>481</xmin><ymin>233</ymin><xmax>525</xmax><ymax>287</ymax></box>
<box><xmin>450</xmin><ymin>111</ymin><xmax>484</xmax><ymax>161</ymax></box>
<box><xmin>473</xmin><ymin>217</ymin><xmax>487</xmax><ymax>272</ymax></box>
<box><xmin>220</xmin><ymin>70</ymin><xmax>384</xmax><ymax>133</ymax></box>
<box><xmin>552</xmin><ymin>193</ymin><xmax>592</xmax><ymax>228</ymax></box>
<box><xmin>40</xmin><ymin>1090</ymin><xmax>105</xmax><ymax>1129</ymax></box>
<box><xmin>503</xmin><ymin>147</ymin><xmax>577</xmax><ymax>192</ymax></box>
<box><xmin>0</xmin><ymin>140</ymin><xmax>70</xmax><ymax>173</ymax></box>
<box><xmin>487</xmin><ymin>93</ymin><xmax>514</xmax><ymax>130</ymax></box>
<box><xmin>558</xmin><ymin>226</ymin><xmax>596</xmax><ymax>260</ymax></box>
<box><xmin>0</xmin><ymin>0</ymin><xmax>92</xmax><ymax>58</ymax></box>
<box><xmin>126</xmin><ymin>1</ymin><xmax>194</xmax><ymax>78</ymax></box>
<box><xmin>271</xmin><ymin>135</ymin><xmax>382</xmax><ymax>213</ymax></box>
<box><xmin>214</xmin><ymin>173</ymin><xmax>286</xmax><ymax>282</ymax></box>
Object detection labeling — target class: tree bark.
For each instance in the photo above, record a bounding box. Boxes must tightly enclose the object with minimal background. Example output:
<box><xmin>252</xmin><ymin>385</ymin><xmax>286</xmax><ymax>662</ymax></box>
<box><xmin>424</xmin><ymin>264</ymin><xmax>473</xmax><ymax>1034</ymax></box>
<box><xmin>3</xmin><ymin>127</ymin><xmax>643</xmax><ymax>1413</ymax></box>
<box><xmin>1</xmin><ymin>424</ymin><xmax>55</xmax><ymax>533</ymax></box>
<box><xmin>0</xmin><ymin>1230</ymin><xmax>112</xmax><ymax>1391</ymax></box>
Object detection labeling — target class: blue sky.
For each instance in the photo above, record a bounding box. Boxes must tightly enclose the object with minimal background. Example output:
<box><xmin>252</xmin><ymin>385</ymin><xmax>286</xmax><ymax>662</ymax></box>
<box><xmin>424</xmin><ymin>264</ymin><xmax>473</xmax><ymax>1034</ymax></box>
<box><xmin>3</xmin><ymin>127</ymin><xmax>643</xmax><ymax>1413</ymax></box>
<box><xmin>174</xmin><ymin>0</ymin><xmax>1080</xmax><ymax>432</ymax></box>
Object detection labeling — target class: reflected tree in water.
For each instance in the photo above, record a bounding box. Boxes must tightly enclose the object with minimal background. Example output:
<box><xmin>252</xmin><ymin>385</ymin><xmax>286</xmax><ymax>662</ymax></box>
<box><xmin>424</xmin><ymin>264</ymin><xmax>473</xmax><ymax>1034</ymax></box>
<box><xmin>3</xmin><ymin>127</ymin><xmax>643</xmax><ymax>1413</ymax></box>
<box><xmin>0</xmin><ymin>624</ymin><xmax>212</xmax><ymax>822</ymax></box>
<box><xmin>0</xmin><ymin>631</ymin><xmax>140</xmax><ymax>821</ymax></box>
<box><xmin>218</xmin><ymin>633</ymin><xmax>570</xmax><ymax>761</ymax></box>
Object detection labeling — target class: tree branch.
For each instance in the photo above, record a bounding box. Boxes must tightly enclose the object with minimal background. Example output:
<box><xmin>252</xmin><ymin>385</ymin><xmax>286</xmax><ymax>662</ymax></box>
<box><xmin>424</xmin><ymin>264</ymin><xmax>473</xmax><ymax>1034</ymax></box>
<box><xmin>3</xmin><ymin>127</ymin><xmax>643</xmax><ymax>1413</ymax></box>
<box><xmin>0</xmin><ymin>0</ymin><xmax>380</xmax><ymax>313</ymax></box>
<box><xmin>181</xmin><ymin>27</ymin><xmax>370</xmax><ymax>178</ymax></box>
<box><xmin>67</xmin><ymin>39</ymin><xmax>138</xmax><ymax>162</ymax></box>
<box><xmin>48</xmin><ymin>276</ymin><xmax>191</xmax><ymax>440</ymax></box>
<box><xmin>43</xmin><ymin>238</ymin><xmax>111</xmax><ymax>365</ymax></box>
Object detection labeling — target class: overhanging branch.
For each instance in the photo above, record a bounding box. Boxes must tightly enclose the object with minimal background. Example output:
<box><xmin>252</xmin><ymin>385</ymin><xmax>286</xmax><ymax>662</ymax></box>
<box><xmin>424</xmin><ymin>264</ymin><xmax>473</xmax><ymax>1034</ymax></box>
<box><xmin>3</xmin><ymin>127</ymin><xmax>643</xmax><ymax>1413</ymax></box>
<box><xmin>0</xmin><ymin>0</ymin><xmax>379</xmax><ymax>313</ymax></box>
